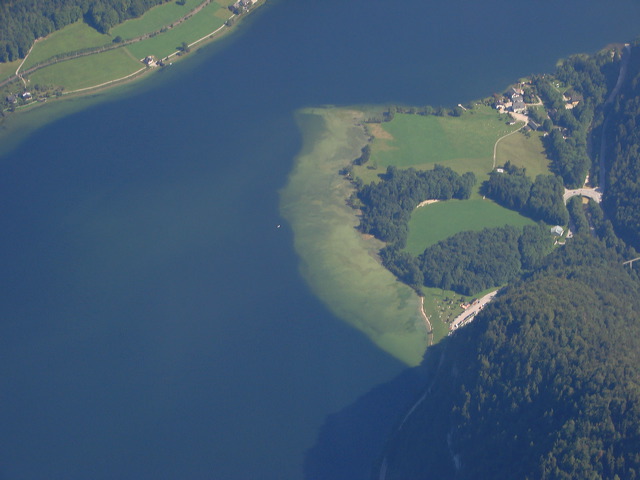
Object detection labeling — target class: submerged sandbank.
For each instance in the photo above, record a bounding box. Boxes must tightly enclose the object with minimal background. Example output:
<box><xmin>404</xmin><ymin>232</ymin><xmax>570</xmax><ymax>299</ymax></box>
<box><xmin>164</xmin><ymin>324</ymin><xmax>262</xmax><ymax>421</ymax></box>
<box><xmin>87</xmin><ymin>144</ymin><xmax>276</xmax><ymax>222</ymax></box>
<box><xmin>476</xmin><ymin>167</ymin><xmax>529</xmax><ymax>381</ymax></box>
<box><xmin>279</xmin><ymin>108</ymin><xmax>428</xmax><ymax>366</ymax></box>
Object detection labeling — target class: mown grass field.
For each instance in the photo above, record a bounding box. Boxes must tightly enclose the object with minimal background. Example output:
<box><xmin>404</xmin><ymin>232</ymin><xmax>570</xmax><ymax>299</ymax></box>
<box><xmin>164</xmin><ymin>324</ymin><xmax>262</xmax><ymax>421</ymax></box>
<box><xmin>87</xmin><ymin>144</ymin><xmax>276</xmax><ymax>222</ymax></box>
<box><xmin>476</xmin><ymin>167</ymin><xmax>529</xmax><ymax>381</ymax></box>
<box><xmin>495</xmin><ymin>130</ymin><xmax>551</xmax><ymax>178</ymax></box>
<box><xmin>349</xmin><ymin>106</ymin><xmax>551</xmax><ymax>347</ymax></box>
<box><xmin>0</xmin><ymin>59</ymin><xmax>21</xmax><ymax>83</ymax></box>
<box><xmin>405</xmin><ymin>198</ymin><xmax>535</xmax><ymax>256</ymax></box>
<box><xmin>125</xmin><ymin>1</ymin><xmax>230</xmax><ymax>59</ymax></box>
<box><xmin>22</xmin><ymin>22</ymin><xmax>111</xmax><ymax>70</ymax></box>
<box><xmin>28</xmin><ymin>48</ymin><xmax>142</xmax><ymax>91</ymax></box>
<box><xmin>111</xmin><ymin>0</ymin><xmax>206</xmax><ymax>40</ymax></box>
<box><xmin>362</xmin><ymin>106</ymin><xmax>520</xmax><ymax>179</ymax></box>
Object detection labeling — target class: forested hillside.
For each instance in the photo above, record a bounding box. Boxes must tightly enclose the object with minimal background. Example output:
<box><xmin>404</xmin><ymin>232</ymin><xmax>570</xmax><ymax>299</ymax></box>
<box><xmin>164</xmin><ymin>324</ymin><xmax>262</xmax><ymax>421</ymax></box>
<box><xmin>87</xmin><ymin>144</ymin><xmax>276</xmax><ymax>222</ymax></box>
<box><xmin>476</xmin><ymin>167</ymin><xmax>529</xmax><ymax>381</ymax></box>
<box><xmin>381</xmin><ymin>235</ymin><xmax>640</xmax><ymax>480</ymax></box>
<box><xmin>531</xmin><ymin>48</ymin><xmax>618</xmax><ymax>188</ymax></box>
<box><xmin>0</xmin><ymin>0</ymin><xmax>170</xmax><ymax>61</ymax></box>
<box><xmin>603</xmin><ymin>41</ymin><xmax>640</xmax><ymax>250</ymax></box>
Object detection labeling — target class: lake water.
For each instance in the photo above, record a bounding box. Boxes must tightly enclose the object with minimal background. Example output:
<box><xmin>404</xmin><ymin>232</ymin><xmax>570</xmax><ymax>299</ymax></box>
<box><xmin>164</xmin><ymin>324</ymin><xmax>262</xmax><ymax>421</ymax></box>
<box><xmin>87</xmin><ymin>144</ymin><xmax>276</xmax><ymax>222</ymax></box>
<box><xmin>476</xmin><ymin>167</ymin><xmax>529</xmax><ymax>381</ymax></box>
<box><xmin>1</xmin><ymin>0</ymin><xmax>639</xmax><ymax>478</ymax></box>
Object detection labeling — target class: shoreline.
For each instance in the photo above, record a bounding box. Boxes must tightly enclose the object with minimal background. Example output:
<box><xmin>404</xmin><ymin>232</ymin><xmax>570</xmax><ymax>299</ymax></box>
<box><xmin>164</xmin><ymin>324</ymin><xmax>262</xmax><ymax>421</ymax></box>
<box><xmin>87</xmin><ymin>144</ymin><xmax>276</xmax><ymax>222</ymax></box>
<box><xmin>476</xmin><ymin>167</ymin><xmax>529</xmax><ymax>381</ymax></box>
<box><xmin>280</xmin><ymin>107</ymin><xmax>429</xmax><ymax>366</ymax></box>
<box><xmin>1</xmin><ymin>0</ymin><xmax>265</xmax><ymax>118</ymax></box>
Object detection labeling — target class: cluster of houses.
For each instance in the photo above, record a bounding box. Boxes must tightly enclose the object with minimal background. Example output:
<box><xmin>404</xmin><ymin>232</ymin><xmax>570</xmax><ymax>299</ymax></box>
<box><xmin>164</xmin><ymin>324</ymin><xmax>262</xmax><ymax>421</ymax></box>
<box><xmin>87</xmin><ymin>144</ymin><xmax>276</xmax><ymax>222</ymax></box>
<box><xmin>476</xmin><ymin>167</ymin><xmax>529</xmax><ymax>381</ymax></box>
<box><xmin>4</xmin><ymin>91</ymin><xmax>32</xmax><ymax>105</ymax></box>
<box><xmin>228</xmin><ymin>0</ymin><xmax>257</xmax><ymax>14</ymax></box>
<box><xmin>495</xmin><ymin>87</ymin><xmax>527</xmax><ymax>114</ymax></box>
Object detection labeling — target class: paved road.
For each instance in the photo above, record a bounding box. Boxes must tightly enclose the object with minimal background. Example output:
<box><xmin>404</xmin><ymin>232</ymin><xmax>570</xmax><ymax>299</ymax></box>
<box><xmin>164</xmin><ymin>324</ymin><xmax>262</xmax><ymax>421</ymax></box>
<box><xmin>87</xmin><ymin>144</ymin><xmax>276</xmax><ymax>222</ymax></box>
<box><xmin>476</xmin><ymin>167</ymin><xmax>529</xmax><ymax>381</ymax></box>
<box><xmin>563</xmin><ymin>187</ymin><xmax>602</xmax><ymax>204</ymax></box>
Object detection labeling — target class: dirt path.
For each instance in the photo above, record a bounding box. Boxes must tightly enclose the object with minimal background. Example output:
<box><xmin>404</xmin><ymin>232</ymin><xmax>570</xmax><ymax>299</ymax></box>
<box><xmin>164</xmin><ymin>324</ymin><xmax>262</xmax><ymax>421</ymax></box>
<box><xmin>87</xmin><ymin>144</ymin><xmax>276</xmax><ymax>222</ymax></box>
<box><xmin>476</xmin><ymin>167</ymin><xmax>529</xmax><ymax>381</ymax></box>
<box><xmin>0</xmin><ymin>0</ymin><xmax>228</xmax><ymax>89</ymax></box>
<box><xmin>420</xmin><ymin>296</ymin><xmax>434</xmax><ymax>346</ymax></box>
<box><xmin>63</xmin><ymin>67</ymin><xmax>146</xmax><ymax>94</ymax></box>
<box><xmin>164</xmin><ymin>17</ymin><xmax>233</xmax><ymax>60</ymax></box>
<box><xmin>492</xmin><ymin>116</ymin><xmax>526</xmax><ymax>169</ymax></box>
<box><xmin>416</xmin><ymin>199</ymin><xmax>439</xmax><ymax>208</ymax></box>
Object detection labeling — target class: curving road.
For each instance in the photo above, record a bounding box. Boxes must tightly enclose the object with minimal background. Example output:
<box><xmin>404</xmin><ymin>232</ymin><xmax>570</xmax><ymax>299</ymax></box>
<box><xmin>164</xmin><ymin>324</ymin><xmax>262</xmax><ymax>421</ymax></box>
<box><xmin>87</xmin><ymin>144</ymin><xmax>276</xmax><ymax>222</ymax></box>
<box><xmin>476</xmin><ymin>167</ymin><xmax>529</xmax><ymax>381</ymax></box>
<box><xmin>563</xmin><ymin>187</ymin><xmax>602</xmax><ymax>204</ymax></box>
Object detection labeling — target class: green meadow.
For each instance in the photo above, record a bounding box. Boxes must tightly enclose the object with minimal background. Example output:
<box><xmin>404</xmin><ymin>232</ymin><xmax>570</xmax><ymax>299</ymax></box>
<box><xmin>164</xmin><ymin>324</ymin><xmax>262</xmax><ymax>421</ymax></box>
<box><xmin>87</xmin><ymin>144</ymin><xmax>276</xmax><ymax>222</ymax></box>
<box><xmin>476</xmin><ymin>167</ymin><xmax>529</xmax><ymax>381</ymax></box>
<box><xmin>0</xmin><ymin>59</ymin><xmax>20</xmax><ymax>83</ymax></box>
<box><xmin>495</xmin><ymin>130</ymin><xmax>551</xmax><ymax>177</ymax></box>
<box><xmin>405</xmin><ymin>198</ymin><xmax>535</xmax><ymax>256</ymax></box>
<box><xmin>28</xmin><ymin>48</ymin><xmax>142</xmax><ymax>91</ymax></box>
<box><xmin>125</xmin><ymin>1</ymin><xmax>230</xmax><ymax>60</ymax></box>
<box><xmin>280</xmin><ymin>108</ymin><xmax>430</xmax><ymax>366</ymax></box>
<box><xmin>22</xmin><ymin>22</ymin><xmax>111</xmax><ymax>70</ymax></box>
<box><xmin>282</xmin><ymin>106</ymin><xmax>551</xmax><ymax>362</ymax></box>
<box><xmin>345</xmin><ymin>107</ymin><xmax>550</xmax><ymax>348</ymax></box>
<box><xmin>111</xmin><ymin>0</ymin><xmax>207</xmax><ymax>40</ymax></box>
<box><xmin>19</xmin><ymin>0</ymin><xmax>236</xmax><ymax>92</ymax></box>
<box><xmin>361</xmin><ymin>106</ymin><xmax>520</xmax><ymax>182</ymax></box>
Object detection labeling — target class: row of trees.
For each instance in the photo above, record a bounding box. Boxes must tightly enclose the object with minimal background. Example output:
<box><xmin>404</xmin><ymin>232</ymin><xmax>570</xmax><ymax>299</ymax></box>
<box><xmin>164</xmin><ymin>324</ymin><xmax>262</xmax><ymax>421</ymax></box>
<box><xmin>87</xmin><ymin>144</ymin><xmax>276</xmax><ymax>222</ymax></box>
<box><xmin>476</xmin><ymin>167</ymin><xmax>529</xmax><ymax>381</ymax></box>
<box><xmin>482</xmin><ymin>161</ymin><xmax>569</xmax><ymax>225</ymax></box>
<box><xmin>0</xmin><ymin>0</ymin><xmax>170</xmax><ymax>62</ymax></box>
<box><xmin>357</xmin><ymin>165</ymin><xmax>475</xmax><ymax>248</ymax></box>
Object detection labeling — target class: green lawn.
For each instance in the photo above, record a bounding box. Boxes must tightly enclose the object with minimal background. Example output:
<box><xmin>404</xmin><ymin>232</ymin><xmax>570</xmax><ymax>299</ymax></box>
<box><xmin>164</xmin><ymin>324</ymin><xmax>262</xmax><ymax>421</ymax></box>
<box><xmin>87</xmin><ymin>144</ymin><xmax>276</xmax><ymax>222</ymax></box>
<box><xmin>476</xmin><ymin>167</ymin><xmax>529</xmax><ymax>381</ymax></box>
<box><xmin>495</xmin><ymin>130</ymin><xmax>551</xmax><ymax>178</ymax></box>
<box><xmin>405</xmin><ymin>198</ymin><xmax>535</xmax><ymax>256</ymax></box>
<box><xmin>28</xmin><ymin>48</ymin><xmax>142</xmax><ymax>91</ymax></box>
<box><xmin>370</xmin><ymin>106</ymin><xmax>520</xmax><ymax>177</ymax></box>
<box><xmin>125</xmin><ymin>1</ymin><xmax>229</xmax><ymax>60</ymax></box>
<box><xmin>22</xmin><ymin>22</ymin><xmax>111</xmax><ymax>70</ymax></box>
<box><xmin>0</xmin><ymin>59</ymin><xmax>21</xmax><ymax>82</ymax></box>
<box><xmin>420</xmin><ymin>287</ymin><xmax>452</xmax><ymax>342</ymax></box>
<box><xmin>111</xmin><ymin>0</ymin><xmax>206</xmax><ymax>40</ymax></box>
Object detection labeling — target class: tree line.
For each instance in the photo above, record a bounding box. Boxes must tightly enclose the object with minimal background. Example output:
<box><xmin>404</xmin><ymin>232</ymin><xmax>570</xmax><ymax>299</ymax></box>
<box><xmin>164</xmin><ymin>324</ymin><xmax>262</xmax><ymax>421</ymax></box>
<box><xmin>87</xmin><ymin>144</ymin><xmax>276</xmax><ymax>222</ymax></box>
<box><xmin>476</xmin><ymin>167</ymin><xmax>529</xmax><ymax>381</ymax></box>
<box><xmin>356</xmin><ymin>165</ymin><xmax>475</xmax><ymax>248</ymax></box>
<box><xmin>481</xmin><ymin>161</ymin><xmax>569</xmax><ymax>226</ymax></box>
<box><xmin>0</xmin><ymin>0</ymin><xmax>171</xmax><ymax>62</ymax></box>
<box><xmin>382</xmin><ymin>223</ymin><xmax>553</xmax><ymax>295</ymax></box>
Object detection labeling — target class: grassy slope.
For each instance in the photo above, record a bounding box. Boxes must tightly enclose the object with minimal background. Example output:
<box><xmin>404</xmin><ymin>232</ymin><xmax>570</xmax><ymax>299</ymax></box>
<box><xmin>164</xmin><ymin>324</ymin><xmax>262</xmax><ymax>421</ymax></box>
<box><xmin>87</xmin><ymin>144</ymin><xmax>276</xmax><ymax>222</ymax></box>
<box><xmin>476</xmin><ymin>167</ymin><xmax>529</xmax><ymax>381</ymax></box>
<box><xmin>29</xmin><ymin>48</ymin><xmax>142</xmax><ymax>90</ymax></box>
<box><xmin>111</xmin><ymin>0</ymin><xmax>206</xmax><ymax>40</ymax></box>
<box><xmin>22</xmin><ymin>22</ymin><xmax>111</xmax><ymax>71</ymax></box>
<box><xmin>352</xmin><ymin>107</ymin><xmax>551</xmax><ymax>342</ymax></box>
<box><xmin>368</xmin><ymin>106</ymin><xmax>519</xmax><ymax>181</ymax></box>
<box><xmin>0</xmin><ymin>59</ymin><xmax>21</xmax><ymax>83</ymax></box>
<box><xmin>495</xmin><ymin>130</ymin><xmax>550</xmax><ymax>178</ymax></box>
<box><xmin>405</xmin><ymin>198</ymin><xmax>535</xmax><ymax>256</ymax></box>
<box><xmin>125</xmin><ymin>1</ymin><xmax>229</xmax><ymax>59</ymax></box>
<box><xmin>20</xmin><ymin>0</ymin><xmax>235</xmax><ymax>91</ymax></box>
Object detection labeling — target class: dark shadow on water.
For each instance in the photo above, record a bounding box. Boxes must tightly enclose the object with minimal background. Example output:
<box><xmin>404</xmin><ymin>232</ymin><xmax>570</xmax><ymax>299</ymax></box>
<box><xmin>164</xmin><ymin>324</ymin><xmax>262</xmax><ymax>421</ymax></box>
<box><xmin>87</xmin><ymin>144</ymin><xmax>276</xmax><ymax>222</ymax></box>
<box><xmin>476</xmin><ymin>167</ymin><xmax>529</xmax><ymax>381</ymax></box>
<box><xmin>303</xmin><ymin>355</ymin><xmax>431</xmax><ymax>480</ymax></box>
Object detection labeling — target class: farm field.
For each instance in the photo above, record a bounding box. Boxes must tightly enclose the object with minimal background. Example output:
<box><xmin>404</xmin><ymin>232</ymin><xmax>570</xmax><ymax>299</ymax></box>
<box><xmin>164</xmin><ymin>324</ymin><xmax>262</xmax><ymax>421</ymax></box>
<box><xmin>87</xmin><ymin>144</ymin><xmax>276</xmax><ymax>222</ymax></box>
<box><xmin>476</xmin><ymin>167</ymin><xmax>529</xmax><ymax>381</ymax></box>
<box><xmin>22</xmin><ymin>22</ymin><xmax>111</xmax><ymax>70</ymax></box>
<box><xmin>495</xmin><ymin>130</ymin><xmax>551</xmax><ymax>178</ymax></box>
<box><xmin>366</xmin><ymin>106</ymin><xmax>520</xmax><ymax>178</ymax></box>
<box><xmin>0</xmin><ymin>59</ymin><xmax>20</xmax><ymax>83</ymax></box>
<box><xmin>405</xmin><ymin>198</ymin><xmax>535</xmax><ymax>256</ymax></box>
<box><xmin>125</xmin><ymin>1</ymin><xmax>230</xmax><ymax>60</ymax></box>
<box><xmin>28</xmin><ymin>49</ymin><xmax>142</xmax><ymax>91</ymax></box>
<box><xmin>111</xmin><ymin>0</ymin><xmax>206</xmax><ymax>40</ymax></box>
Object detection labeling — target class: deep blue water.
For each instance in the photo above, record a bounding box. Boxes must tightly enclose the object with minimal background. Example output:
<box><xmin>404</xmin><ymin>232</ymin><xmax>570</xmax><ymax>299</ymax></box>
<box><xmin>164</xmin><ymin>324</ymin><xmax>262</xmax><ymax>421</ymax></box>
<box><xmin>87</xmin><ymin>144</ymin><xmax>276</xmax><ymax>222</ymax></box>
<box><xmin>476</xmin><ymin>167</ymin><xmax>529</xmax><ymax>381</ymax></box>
<box><xmin>1</xmin><ymin>0</ymin><xmax>640</xmax><ymax>478</ymax></box>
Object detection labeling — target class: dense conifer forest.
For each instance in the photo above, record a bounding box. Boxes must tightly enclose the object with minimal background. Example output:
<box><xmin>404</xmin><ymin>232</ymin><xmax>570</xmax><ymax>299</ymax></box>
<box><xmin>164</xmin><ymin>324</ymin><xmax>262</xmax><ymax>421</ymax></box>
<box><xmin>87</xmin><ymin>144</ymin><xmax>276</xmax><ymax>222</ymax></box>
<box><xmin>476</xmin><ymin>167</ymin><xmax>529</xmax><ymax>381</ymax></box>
<box><xmin>603</xmin><ymin>42</ymin><xmax>640</xmax><ymax>250</ymax></box>
<box><xmin>0</xmin><ymin>0</ymin><xmax>170</xmax><ymax>61</ymax></box>
<box><xmin>381</xmin><ymin>236</ymin><xmax>640</xmax><ymax>479</ymax></box>
<box><xmin>376</xmin><ymin>42</ymin><xmax>640</xmax><ymax>480</ymax></box>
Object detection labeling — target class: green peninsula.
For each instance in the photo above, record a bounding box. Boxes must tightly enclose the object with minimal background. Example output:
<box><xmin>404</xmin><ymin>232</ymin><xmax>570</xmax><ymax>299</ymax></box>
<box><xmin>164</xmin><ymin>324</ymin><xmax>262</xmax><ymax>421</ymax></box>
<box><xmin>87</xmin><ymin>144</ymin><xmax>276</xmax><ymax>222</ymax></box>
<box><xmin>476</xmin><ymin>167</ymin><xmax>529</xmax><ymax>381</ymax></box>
<box><xmin>282</xmin><ymin>43</ymin><xmax>638</xmax><ymax>366</ymax></box>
